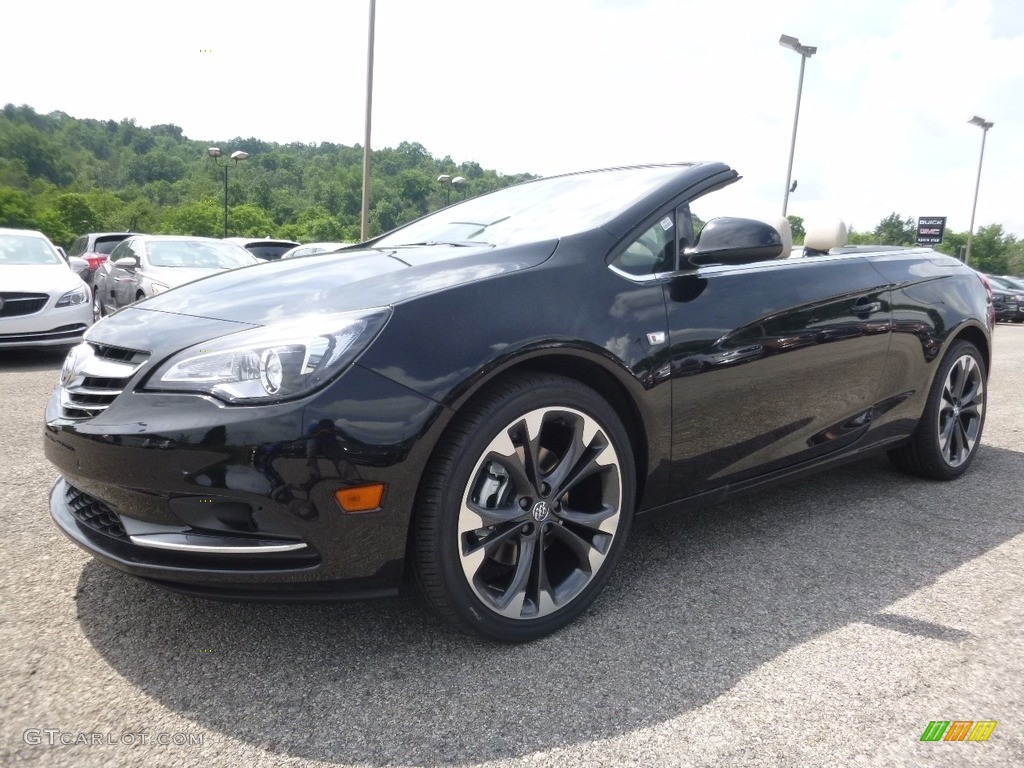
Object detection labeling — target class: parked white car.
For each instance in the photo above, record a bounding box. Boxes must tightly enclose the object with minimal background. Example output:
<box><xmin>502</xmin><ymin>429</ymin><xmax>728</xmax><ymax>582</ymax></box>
<box><xmin>0</xmin><ymin>228</ymin><xmax>93</xmax><ymax>349</ymax></box>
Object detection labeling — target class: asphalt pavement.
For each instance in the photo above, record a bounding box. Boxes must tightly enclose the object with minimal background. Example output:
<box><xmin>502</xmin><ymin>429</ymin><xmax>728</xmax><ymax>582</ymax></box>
<box><xmin>2</xmin><ymin>326</ymin><xmax>1023</xmax><ymax>768</ymax></box>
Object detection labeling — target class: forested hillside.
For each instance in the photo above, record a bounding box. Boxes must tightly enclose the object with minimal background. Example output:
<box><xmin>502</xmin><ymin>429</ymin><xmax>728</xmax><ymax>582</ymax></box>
<box><xmin>1</xmin><ymin>103</ymin><xmax>1021</xmax><ymax>275</ymax></box>
<box><xmin>0</xmin><ymin>103</ymin><xmax>534</xmax><ymax>247</ymax></box>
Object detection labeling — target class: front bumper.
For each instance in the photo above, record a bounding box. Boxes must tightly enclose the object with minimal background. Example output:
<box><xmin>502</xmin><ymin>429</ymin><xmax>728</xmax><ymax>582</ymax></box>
<box><xmin>45</xmin><ymin>363</ymin><xmax>448</xmax><ymax>598</ymax></box>
<box><xmin>0</xmin><ymin>301</ymin><xmax>92</xmax><ymax>348</ymax></box>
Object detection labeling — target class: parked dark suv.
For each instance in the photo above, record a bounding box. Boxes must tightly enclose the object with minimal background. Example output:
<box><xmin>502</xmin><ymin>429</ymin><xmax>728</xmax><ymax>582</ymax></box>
<box><xmin>67</xmin><ymin>232</ymin><xmax>133</xmax><ymax>291</ymax></box>
<box><xmin>985</xmin><ymin>275</ymin><xmax>1024</xmax><ymax>322</ymax></box>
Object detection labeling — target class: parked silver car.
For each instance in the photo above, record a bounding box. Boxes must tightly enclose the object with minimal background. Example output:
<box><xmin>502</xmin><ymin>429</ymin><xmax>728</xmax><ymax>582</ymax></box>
<box><xmin>93</xmin><ymin>235</ymin><xmax>259</xmax><ymax>316</ymax></box>
<box><xmin>0</xmin><ymin>228</ymin><xmax>93</xmax><ymax>349</ymax></box>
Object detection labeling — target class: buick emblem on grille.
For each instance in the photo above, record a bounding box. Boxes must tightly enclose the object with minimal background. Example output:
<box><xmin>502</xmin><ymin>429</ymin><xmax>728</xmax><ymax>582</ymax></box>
<box><xmin>61</xmin><ymin>342</ymin><xmax>94</xmax><ymax>387</ymax></box>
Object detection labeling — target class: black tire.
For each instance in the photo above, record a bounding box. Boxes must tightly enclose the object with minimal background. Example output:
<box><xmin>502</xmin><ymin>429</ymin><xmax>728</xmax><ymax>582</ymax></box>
<box><xmin>412</xmin><ymin>372</ymin><xmax>635</xmax><ymax>642</ymax></box>
<box><xmin>888</xmin><ymin>340</ymin><xmax>986</xmax><ymax>480</ymax></box>
<box><xmin>92</xmin><ymin>290</ymin><xmax>104</xmax><ymax>322</ymax></box>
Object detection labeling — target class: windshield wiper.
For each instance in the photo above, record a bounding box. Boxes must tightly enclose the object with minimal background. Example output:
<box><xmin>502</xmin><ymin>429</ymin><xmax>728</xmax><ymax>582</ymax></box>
<box><xmin>386</xmin><ymin>240</ymin><xmax>489</xmax><ymax>248</ymax></box>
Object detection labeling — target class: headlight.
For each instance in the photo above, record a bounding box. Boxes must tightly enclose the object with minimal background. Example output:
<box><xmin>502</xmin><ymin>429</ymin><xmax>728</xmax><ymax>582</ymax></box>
<box><xmin>146</xmin><ymin>308</ymin><xmax>391</xmax><ymax>403</ymax></box>
<box><xmin>149</xmin><ymin>282</ymin><xmax>171</xmax><ymax>295</ymax></box>
<box><xmin>55</xmin><ymin>285</ymin><xmax>88</xmax><ymax>308</ymax></box>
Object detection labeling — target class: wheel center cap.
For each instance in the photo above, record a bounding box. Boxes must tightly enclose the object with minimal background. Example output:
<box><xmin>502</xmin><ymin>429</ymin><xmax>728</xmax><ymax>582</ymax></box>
<box><xmin>953</xmin><ymin>404</ymin><xmax>962</xmax><ymax>418</ymax></box>
<box><xmin>531</xmin><ymin>500</ymin><xmax>550</xmax><ymax>522</ymax></box>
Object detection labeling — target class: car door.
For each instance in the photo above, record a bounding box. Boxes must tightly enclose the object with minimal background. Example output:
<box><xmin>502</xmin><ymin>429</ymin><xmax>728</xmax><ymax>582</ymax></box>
<box><xmin>94</xmin><ymin>240</ymin><xmax>119</xmax><ymax>313</ymax></box>
<box><xmin>108</xmin><ymin>238</ymin><xmax>141</xmax><ymax>309</ymax></box>
<box><xmin>664</xmin><ymin>233</ymin><xmax>892</xmax><ymax>499</ymax></box>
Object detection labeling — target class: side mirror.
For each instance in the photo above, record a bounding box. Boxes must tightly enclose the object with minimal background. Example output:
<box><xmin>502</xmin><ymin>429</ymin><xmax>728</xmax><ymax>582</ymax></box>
<box><xmin>67</xmin><ymin>256</ymin><xmax>90</xmax><ymax>281</ymax></box>
<box><xmin>683</xmin><ymin>217</ymin><xmax>783</xmax><ymax>267</ymax></box>
<box><xmin>115</xmin><ymin>257</ymin><xmax>138</xmax><ymax>270</ymax></box>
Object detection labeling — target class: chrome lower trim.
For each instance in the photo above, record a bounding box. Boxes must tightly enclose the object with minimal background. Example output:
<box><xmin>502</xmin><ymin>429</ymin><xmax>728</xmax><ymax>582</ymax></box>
<box><xmin>128</xmin><ymin>533</ymin><xmax>308</xmax><ymax>554</ymax></box>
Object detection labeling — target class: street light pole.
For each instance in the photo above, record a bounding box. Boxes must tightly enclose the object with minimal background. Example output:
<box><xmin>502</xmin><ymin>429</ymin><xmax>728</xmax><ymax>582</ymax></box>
<box><xmin>207</xmin><ymin>148</ymin><xmax>250</xmax><ymax>238</ymax></box>
<box><xmin>964</xmin><ymin>115</ymin><xmax>993</xmax><ymax>266</ymax></box>
<box><xmin>437</xmin><ymin>174</ymin><xmax>466</xmax><ymax>207</ymax></box>
<box><xmin>779</xmin><ymin>34</ymin><xmax>817</xmax><ymax>217</ymax></box>
<box><xmin>360</xmin><ymin>0</ymin><xmax>376</xmax><ymax>242</ymax></box>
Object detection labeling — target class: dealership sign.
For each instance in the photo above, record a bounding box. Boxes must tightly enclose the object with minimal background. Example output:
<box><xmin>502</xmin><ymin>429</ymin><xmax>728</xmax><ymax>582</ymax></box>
<box><xmin>917</xmin><ymin>216</ymin><xmax>947</xmax><ymax>245</ymax></box>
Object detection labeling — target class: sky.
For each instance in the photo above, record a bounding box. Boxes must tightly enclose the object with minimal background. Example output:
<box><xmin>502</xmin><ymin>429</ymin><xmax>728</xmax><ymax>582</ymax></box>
<box><xmin>3</xmin><ymin>0</ymin><xmax>1023</xmax><ymax>237</ymax></box>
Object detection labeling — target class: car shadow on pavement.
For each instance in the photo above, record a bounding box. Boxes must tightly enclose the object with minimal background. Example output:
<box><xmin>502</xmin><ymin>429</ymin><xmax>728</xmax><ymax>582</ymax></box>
<box><xmin>74</xmin><ymin>446</ymin><xmax>1024</xmax><ymax>766</ymax></box>
<box><xmin>0</xmin><ymin>348</ymin><xmax>71</xmax><ymax>373</ymax></box>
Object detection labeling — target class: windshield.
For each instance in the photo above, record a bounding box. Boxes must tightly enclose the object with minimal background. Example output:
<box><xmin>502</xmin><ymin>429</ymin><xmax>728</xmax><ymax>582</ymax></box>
<box><xmin>0</xmin><ymin>234</ymin><xmax>63</xmax><ymax>265</ymax></box>
<box><xmin>375</xmin><ymin>166</ymin><xmax>688</xmax><ymax>249</ymax></box>
<box><xmin>148</xmin><ymin>241</ymin><xmax>257</xmax><ymax>269</ymax></box>
<box><xmin>998</xmin><ymin>275</ymin><xmax>1024</xmax><ymax>290</ymax></box>
<box><xmin>94</xmin><ymin>236</ymin><xmax>130</xmax><ymax>255</ymax></box>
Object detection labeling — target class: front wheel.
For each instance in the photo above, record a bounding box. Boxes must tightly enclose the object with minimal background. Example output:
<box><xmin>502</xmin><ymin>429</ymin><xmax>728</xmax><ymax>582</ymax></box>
<box><xmin>412</xmin><ymin>373</ymin><xmax>635</xmax><ymax>642</ymax></box>
<box><xmin>888</xmin><ymin>340</ymin><xmax>986</xmax><ymax>480</ymax></box>
<box><xmin>91</xmin><ymin>290</ymin><xmax>104</xmax><ymax>322</ymax></box>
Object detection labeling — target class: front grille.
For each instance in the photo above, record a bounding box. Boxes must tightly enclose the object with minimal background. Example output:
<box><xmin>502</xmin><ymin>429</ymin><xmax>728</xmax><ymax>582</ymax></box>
<box><xmin>65</xmin><ymin>484</ymin><xmax>128</xmax><ymax>542</ymax></box>
<box><xmin>60</xmin><ymin>342</ymin><xmax>149</xmax><ymax>419</ymax></box>
<box><xmin>91</xmin><ymin>343</ymin><xmax>139</xmax><ymax>363</ymax></box>
<box><xmin>0</xmin><ymin>292</ymin><xmax>48</xmax><ymax>317</ymax></box>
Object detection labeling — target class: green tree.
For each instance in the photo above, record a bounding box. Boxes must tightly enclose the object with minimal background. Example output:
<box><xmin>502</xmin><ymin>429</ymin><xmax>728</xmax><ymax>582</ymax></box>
<box><xmin>1005</xmin><ymin>243</ymin><xmax>1024</xmax><ymax>277</ymax></box>
<box><xmin>935</xmin><ymin>229</ymin><xmax>967</xmax><ymax>260</ymax></box>
<box><xmin>165</xmin><ymin>199</ymin><xmax>220</xmax><ymax>237</ymax></box>
<box><xmin>0</xmin><ymin>122</ymin><xmax>72</xmax><ymax>185</ymax></box>
<box><xmin>967</xmin><ymin>224</ymin><xmax>1015</xmax><ymax>275</ymax></box>
<box><xmin>0</xmin><ymin>186</ymin><xmax>35</xmax><ymax>228</ymax></box>
<box><xmin>786</xmin><ymin>215</ymin><xmax>805</xmax><ymax>243</ymax></box>
<box><xmin>228</xmin><ymin>204</ymin><xmax>275</xmax><ymax>237</ymax></box>
<box><xmin>873</xmin><ymin>213</ymin><xmax>916</xmax><ymax>246</ymax></box>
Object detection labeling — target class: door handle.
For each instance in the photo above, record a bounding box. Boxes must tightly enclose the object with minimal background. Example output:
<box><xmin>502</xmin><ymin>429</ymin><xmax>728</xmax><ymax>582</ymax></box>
<box><xmin>851</xmin><ymin>301</ymin><xmax>881</xmax><ymax>315</ymax></box>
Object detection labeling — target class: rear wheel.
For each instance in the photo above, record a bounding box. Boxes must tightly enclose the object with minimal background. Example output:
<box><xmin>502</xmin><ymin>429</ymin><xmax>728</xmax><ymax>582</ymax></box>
<box><xmin>412</xmin><ymin>373</ymin><xmax>635</xmax><ymax>642</ymax></box>
<box><xmin>888</xmin><ymin>340</ymin><xmax>986</xmax><ymax>480</ymax></box>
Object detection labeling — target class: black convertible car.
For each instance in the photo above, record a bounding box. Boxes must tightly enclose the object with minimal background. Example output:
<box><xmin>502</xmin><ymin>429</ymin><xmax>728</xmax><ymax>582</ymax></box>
<box><xmin>45</xmin><ymin>162</ymin><xmax>993</xmax><ymax>642</ymax></box>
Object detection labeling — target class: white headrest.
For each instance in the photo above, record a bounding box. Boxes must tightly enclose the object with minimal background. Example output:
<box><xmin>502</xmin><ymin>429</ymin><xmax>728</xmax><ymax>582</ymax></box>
<box><xmin>803</xmin><ymin>220</ymin><xmax>848</xmax><ymax>254</ymax></box>
<box><xmin>769</xmin><ymin>216</ymin><xmax>793</xmax><ymax>258</ymax></box>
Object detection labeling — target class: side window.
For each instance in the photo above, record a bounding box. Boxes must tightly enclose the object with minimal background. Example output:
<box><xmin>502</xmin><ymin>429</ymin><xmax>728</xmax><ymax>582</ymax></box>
<box><xmin>68</xmin><ymin>236</ymin><xmax>86</xmax><ymax>257</ymax></box>
<box><xmin>610</xmin><ymin>203</ymin><xmax>694</xmax><ymax>277</ymax></box>
<box><xmin>111</xmin><ymin>240</ymin><xmax>136</xmax><ymax>263</ymax></box>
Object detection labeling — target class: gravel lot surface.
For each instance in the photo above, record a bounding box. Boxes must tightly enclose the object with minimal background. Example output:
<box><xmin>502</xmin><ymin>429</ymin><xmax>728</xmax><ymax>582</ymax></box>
<box><xmin>2</xmin><ymin>326</ymin><xmax>1023</xmax><ymax>768</ymax></box>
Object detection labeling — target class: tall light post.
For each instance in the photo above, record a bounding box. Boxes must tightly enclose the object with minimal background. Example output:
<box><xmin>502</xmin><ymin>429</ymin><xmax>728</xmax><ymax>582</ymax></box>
<box><xmin>360</xmin><ymin>0</ymin><xmax>376</xmax><ymax>242</ymax></box>
<box><xmin>437</xmin><ymin>174</ymin><xmax>466</xmax><ymax>206</ymax></box>
<box><xmin>964</xmin><ymin>115</ymin><xmax>993</xmax><ymax>266</ymax></box>
<box><xmin>207</xmin><ymin>147</ymin><xmax>249</xmax><ymax>238</ymax></box>
<box><xmin>779</xmin><ymin>34</ymin><xmax>817</xmax><ymax>217</ymax></box>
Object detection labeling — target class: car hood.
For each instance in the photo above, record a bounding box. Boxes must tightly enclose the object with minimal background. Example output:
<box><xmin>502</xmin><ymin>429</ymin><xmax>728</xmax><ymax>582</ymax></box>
<box><xmin>1</xmin><ymin>264</ymin><xmax>83</xmax><ymax>294</ymax></box>
<box><xmin>128</xmin><ymin>242</ymin><xmax>554</xmax><ymax>323</ymax></box>
<box><xmin>86</xmin><ymin>241</ymin><xmax>556</xmax><ymax>352</ymax></box>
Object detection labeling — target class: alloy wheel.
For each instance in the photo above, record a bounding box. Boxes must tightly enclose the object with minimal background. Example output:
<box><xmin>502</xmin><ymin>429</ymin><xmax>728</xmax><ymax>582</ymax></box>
<box><xmin>937</xmin><ymin>354</ymin><xmax>984</xmax><ymax>467</ymax></box>
<box><xmin>457</xmin><ymin>406</ymin><xmax>622</xmax><ymax>620</ymax></box>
